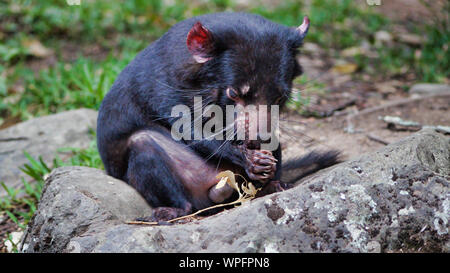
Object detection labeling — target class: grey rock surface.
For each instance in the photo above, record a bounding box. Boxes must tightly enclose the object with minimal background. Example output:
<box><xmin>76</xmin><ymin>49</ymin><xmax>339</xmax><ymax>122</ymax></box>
<box><xmin>22</xmin><ymin>129</ymin><xmax>449</xmax><ymax>253</ymax></box>
<box><xmin>21</xmin><ymin>166</ymin><xmax>153</xmax><ymax>253</ymax></box>
<box><xmin>0</xmin><ymin>109</ymin><xmax>97</xmax><ymax>196</ymax></box>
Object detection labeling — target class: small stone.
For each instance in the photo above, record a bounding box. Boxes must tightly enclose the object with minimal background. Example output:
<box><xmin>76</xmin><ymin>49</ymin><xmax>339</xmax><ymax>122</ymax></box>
<box><xmin>302</xmin><ymin>42</ymin><xmax>323</xmax><ymax>54</ymax></box>
<box><xmin>366</xmin><ymin>241</ymin><xmax>381</xmax><ymax>253</ymax></box>
<box><xmin>5</xmin><ymin>231</ymin><xmax>23</xmax><ymax>253</ymax></box>
<box><xmin>409</xmin><ymin>84</ymin><xmax>450</xmax><ymax>95</ymax></box>
<box><xmin>375</xmin><ymin>31</ymin><xmax>393</xmax><ymax>44</ymax></box>
<box><xmin>396</xmin><ymin>33</ymin><xmax>424</xmax><ymax>46</ymax></box>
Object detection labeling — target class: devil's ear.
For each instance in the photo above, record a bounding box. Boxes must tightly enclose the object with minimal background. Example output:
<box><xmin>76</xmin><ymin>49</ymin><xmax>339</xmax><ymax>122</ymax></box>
<box><xmin>296</xmin><ymin>16</ymin><xmax>310</xmax><ymax>39</ymax></box>
<box><xmin>291</xmin><ymin>16</ymin><xmax>310</xmax><ymax>48</ymax></box>
<box><xmin>186</xmin><ymin>22</ymin><xmax>215</xmax><ymax>63</ymax></box>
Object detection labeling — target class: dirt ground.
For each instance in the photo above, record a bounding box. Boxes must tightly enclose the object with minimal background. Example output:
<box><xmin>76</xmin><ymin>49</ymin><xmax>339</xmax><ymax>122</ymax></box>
<box><xmin>280</xmin><ymin>0</ymin><xmax>449</xmax><ymax>161</ymax></box>
<box><xmin>280</xmin><ymin>93</ymin><xmax>450</xmax><ymax>162</ymax></box>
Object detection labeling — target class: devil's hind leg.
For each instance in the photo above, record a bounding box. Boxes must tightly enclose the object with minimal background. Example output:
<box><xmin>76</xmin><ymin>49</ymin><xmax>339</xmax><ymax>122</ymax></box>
<box><xmin>126</xmin><ymin>129</ymin><xmax>193</xmax><ymax>221</ymax></box>
<box><xmin>125</xmin><ymin>126</ymin><xmax>230</xmax><ymax>221</ymax></box>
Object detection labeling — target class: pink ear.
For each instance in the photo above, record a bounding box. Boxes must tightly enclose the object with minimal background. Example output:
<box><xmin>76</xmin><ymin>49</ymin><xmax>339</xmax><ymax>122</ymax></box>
<box><xmin>186</xmin><ymin>22</ymin><xmax>214</xmax><ymax>63</ymax></box>
<box><xmin>296</xmin><ymin>16</ymin><xmax>310</xmax><ymax>39</ymax></box>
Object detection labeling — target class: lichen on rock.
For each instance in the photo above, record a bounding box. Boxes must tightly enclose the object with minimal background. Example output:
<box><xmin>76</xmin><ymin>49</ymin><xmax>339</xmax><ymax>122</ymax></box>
<box><xmin>21</xmin><ymin>129</ymin><xmax>450</xmax><ymax>253</ymax></box>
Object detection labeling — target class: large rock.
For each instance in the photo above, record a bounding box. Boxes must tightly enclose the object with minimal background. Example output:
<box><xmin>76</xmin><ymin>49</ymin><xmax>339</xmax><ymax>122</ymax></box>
<box><xmin>20</xmin><ymin>167</ymin><xmax>152</xmax><ymax>253</ymax></box>
<box><xmin>0</xmin><ymin>109</ymin><xmax>97</xmax><ymax>196</ymax></box>
<box><xmin>21</xmin><ymin>129</ymin><xmax>449</xmax><ymax>253</ymax></box>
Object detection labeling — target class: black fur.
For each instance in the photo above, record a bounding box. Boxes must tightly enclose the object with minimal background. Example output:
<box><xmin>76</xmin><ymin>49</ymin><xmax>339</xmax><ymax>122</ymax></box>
<box><xmin>281</xmin><ymin>150</ymin><xmax>341</xmax><ymax>184</ymax></box>
<box><xmin>97</xmin><ymin>12</ymin><xmax>339</xmax><ymax>212</ymax></box>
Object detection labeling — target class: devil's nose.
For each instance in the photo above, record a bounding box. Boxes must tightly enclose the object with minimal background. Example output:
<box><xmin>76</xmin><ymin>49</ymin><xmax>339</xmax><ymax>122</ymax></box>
<box><xmin>246</xmin><ymin>140</ymin><xmax>261</xmax><ymax>150</ymax></box>
<box><xmin>231</xmin><ymin>134</ymin><xmax>270</xmax><ymax>148</ymax></box>
<box><xmin>246</xmin><ymin>135</ymin><xmax>270</xmax><ymax>149</ymax></box>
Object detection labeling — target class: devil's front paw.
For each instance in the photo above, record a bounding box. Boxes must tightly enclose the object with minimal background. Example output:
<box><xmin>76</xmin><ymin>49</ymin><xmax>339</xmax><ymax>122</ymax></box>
<box><xmin>255</xmin><ymin>180</ymin><xmax>291</xmax><ymax>197</ymax></box>
<box><xmin>243</xmin><ymin>149</ymin><xmax>277</xmax><ymax>183</ymax></box>
<box><xmin>135</xmin><ymin>206</ymin><xmax>190</xmax><ymax>223</ymax></box>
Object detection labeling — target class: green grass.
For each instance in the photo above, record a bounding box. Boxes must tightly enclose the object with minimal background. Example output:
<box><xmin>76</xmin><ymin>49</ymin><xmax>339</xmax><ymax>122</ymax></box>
<box><xmin>0</xmin><ymin>130</ymin><xmax>102</xmax><ymax>230</ymax></box>
<box><xmin>356</xmin><ymin>2</ymin><xmax>449</xmax><ymax>82</ymax></box>
<box><xmin>5</xmin><ymin>41</ymin><xmax>142</xmax><ymax>119</ymax></box>
<box><xmin>57</xmin><ymin>133</ymin><xmax>104</xmax><ymax>169</ymax></box>
<box><xmin>0</xmin><ymin>0</ymin><xmax>187</xmax><ymax>43</ymax></box>
<box><xmin>413</xmin><ymin>9</ymin><xmax>449</xmax><ymax>82</ymax></box>
<box><xmin>287</xmin><ymin>74</ymin><xmax>327</xmax><ymax>113</ymax></box>
<box><xmin>308</xmin><ymin>0</ymin><xmax>388</xmax><ymax>50</ymax></box>
<box><xmin>1</xmin><ymin>152</ymin><xmax>53</xmax><ymax>253</ymax></box>
<box><xmin>1</xmin><ymin>153</ymin><xmax>48</xmax><ymax>228</ymax></box>
<box><xmin>0</xmin><ymin>129</ymin><xmax>102</xmax><ymax>251</ymax></box>
<box><xmin>1</xmin><ymin>0</ymin><xmax>447</xmax><ymax>122</ymax></box>
<box><xmin>0</xmin><ymin>0</ymin><xmax>232</xmax><ymax>120</ymax></box>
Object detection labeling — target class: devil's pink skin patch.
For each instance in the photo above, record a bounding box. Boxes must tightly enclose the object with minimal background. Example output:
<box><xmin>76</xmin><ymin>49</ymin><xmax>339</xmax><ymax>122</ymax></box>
<box><xmin>241</xmin><ymin>84</ymin><xmax>250</xmax><ymax>95</ymax></box>
<box><xmin>297</xmin><ymin>16</ymin><xmax>310</xmax><ymax>37</ymax></box>
<box><xmin>186</xmin><ymin>22</ymin><xmax>214</xmax><ymax>63</ymax></box>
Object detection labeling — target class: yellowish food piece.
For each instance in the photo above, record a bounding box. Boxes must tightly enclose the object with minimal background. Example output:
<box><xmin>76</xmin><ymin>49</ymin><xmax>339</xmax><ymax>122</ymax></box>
<box><xmin>215</xmin><ymin>176</ymin><xmax>228</xmax><ymax>189</ymax></box>
<box><xmin>216</xmin><ymin>170</ymin><xmax>239</xmax><ymax>192</ymax></box>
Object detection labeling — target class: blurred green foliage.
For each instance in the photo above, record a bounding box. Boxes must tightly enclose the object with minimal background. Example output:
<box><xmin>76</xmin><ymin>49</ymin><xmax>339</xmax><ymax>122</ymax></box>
<box><xmin>0</xmin><ymin>130</ymin><xmax>102</xmax><ymax>235</ymax></box>
<box><xmin>1</xmin><ymin>0</ymin><xmax>447</xmax><ymax>121</ymax></box>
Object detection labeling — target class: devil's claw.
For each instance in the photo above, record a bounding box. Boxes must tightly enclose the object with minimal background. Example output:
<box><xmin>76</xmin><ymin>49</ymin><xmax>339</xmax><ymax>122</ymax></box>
<box><xmin>243</xmin><ymin>149</ymin><xmax>277</xmax><ymax>183</ymax></box>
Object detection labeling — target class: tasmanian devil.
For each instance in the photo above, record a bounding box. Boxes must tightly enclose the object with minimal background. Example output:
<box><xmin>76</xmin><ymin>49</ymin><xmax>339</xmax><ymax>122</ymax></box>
<box><xmin>97</xmin><ymin>12</ymin><xmax>340</xmax><ymax>221</ymax></box>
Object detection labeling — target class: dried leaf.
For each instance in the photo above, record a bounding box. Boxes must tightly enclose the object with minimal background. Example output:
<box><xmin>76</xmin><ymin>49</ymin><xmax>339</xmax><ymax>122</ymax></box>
<box><xmin>332</xmin><ymin>63</ymin><xmax>358</xmax><ymax>74</ymax></box>
<box><xmin>22</xmin><ymin>39</ymin><xmax>52</xmax><ymax>58</ymax></box>
<box><xmin>341</xmin><ymin>46</ymin><xmax>365</xmax><ymax>57</ymax></box>
<box><xmin>215</xmin><ymin>177</ymin><xmax>228</xmax><ymax>189</ymax></box>
<box><xmin>375</xmin><ymin>82</ymin><xmax>397</xmax><ymax>94</ymax></box>
<box><xmin>248</xmin><ymin>182</ymin><xmax>257</xmax><ymax>195</ymax></box>
<box><xmin>241</xmin><ymin>184</ymin><xmax>251</xmax><ymax>195</ymax></box>
<box><xmin>242</xmin><ymin>181</ymin><xmax>259</xmax><ymax>196</ymax></box>
<box><xmin>216</xmin><ymin>170</ymin><xmax>239</xmax><ymax>192</ymax></box>
<box><xmin>131</xmin><ymin>170</ymin><xmax>261</xmax><ymax>225</ymax></box>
